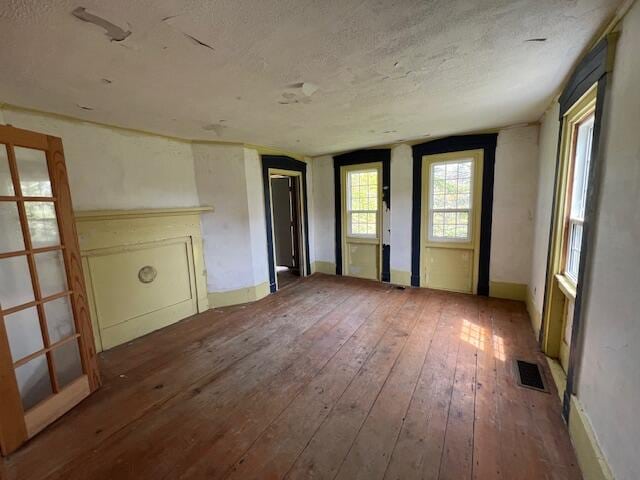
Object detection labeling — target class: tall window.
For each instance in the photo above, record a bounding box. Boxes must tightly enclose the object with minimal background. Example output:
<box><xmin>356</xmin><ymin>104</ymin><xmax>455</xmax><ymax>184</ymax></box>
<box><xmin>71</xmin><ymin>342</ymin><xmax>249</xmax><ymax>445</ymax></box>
<box><xmin>565</xmin><ymin>114</ymin><xmax>594</xmax><ymax>283</ymax></box>
<box><xmin>347</xmin><ymin>169</ymin><xmax>378</xmax><ymax>237</ymax></box>
<box><xmin>429</xmin><ymin>159</ymin><xmax>473</xmax><ymax>241</ymax></box>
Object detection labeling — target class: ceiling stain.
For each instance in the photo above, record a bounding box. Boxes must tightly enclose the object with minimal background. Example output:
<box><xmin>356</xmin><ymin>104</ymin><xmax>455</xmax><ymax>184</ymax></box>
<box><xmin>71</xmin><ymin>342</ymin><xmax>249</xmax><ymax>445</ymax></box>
<box><xmin>72</xmin><ymin>7</ymin><xmax>131</xmax><ymax>42</ymax></box>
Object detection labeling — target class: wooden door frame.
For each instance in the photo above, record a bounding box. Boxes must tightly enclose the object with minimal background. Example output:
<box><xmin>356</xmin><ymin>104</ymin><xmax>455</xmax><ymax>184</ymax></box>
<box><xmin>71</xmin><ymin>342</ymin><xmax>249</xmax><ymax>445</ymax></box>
<box><xmin>261</xmin><ymin>156</ymin><xmax>310</xmax><ymax>293</ymax></box>
<box><xmin>410</xmin><ymin>134</ymin><xmax>497</xmax><ymax>294</ymax></box>
<box><xmin>0</xmin><ymin>125</ymin><xmax>100</xmax><ymax>455</ymax></box>
<box><xmin>333</xmin><ymin>149</ymin><xmax>391</xmax><ymax>282</ymax></box>
<box><xmin>419</xmin><ymin>149</ymin><xmax>484</xmax><ymax>294</ymax></box>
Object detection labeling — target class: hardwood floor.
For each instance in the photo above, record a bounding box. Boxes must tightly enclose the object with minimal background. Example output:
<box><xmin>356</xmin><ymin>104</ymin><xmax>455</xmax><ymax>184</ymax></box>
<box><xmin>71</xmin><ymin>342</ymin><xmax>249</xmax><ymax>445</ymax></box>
<box><xmin>0</xmin><ymin>274</ymin><xmax>581</xmax><ymax>480</ymax></box>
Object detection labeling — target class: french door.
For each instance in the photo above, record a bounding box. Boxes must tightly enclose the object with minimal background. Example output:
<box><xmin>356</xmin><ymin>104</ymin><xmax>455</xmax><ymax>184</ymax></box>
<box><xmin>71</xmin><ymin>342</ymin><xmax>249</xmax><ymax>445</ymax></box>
<box><xmin>0</xmin><ymin>125</ymin><xmax>100</xmax><ymax>455</ymax></box>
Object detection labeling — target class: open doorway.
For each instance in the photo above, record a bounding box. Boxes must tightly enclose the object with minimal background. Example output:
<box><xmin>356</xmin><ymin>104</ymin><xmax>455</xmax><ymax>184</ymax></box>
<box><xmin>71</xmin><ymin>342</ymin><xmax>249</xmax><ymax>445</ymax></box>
<box><xmin>261</xmin><ymin>155</ymin><xmax>311</xmax><ymax>294</ymax></box>
<box><xmin>271</xmin><ymin>175</ymin><xmax>302</xmax><ymax>290</ymax></box>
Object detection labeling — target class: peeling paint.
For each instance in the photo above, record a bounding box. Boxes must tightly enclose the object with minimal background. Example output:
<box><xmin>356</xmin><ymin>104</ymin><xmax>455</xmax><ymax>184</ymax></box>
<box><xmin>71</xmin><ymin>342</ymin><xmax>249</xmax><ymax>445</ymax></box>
<box><xmin>72</xmin><ymin>7</ymin><xmax>131</xmax><ymax>42</ymax></box>
<box><xmin>183</xmin><ymin>33</ymin><xmax>214</xmax><ymax>51</ymax></box>
<box><xmin>202</xmin><ymin>123</ymin><xmax>226</xmax><ymax>136</ymax></box>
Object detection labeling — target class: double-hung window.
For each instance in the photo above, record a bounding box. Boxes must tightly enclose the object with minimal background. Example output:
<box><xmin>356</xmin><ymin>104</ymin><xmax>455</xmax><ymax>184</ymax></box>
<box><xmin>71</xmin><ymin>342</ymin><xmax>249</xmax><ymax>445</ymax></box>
<box><xmin>429</xmin><ymin>159</ymin><xmax>473</xmax><ymax>241</ymax></box>
<box><xmin>347</xmin><ymin>169</ymin><xmax>378</xmax><ymax>237</ymax></box>
<box><xmin>565</xmin><ymin>115</ymin><xmax>594</xmax><ymax>284</ymax></box>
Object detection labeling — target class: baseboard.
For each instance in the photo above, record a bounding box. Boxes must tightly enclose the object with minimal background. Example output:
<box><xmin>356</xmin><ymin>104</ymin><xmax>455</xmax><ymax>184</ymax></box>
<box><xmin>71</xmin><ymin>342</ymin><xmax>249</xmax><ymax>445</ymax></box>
<box><xmin>526</xmin><ymin>287</ymin><xmax>543</xmax><ymax>338</ymax></box>
<box><xmin>545</xmin><ymin>357</ymin><xmax>566</xmax><ymax>401</ymax></box>
<box><xmin>313</xmin><ymin>261</ymin><xmax>336</xmax><ymax>275</ymax></box>
<box><xmin>208</xmin><ymin>281</ymin><xmax>270</xmax><ymax>308</ymax></box>
<box><xmin>569</xmin><ymin>395</ymin><xmax>614</xmax><ymax>480</ymax></box>
<box><xmin>390</xmin><ymin>269</ymin><xmax>411</xmax><ymax>286</ymax></box>
<box><xmin>489</xmin><ymin>281</ymin><xmax>527</xmax><ymax>301</ymax></box>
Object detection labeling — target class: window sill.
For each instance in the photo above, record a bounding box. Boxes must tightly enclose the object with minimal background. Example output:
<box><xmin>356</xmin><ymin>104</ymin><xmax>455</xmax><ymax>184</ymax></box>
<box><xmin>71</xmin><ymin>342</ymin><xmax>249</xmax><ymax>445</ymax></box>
<box><xmin>556</xmin><ymin>273</ymin><xmax>577</xmax><ymax>301</ymax></box>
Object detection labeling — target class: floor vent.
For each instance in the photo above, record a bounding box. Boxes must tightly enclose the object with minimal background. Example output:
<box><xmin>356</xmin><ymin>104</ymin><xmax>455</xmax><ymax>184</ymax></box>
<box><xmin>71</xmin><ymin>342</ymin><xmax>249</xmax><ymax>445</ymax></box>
<box><xmin>515</xmin><ymin>360</ymin><xmax>548</xmax><ymax>393</ymax></box>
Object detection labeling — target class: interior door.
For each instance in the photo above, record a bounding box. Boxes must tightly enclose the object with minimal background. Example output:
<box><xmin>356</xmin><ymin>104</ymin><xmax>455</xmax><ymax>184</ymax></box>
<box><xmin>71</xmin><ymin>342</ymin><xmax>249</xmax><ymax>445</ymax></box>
<box><xmin>0</xmin><ymin>125</ymin><xmax>100</xmax><ymax>455</ymax></box>
<box><xmin>271</xmin><ymin>177</ymin><xmax>295</xmax><ymax>268</ymax></box>
<box><xmin>421</xmin><ymin>150</ymin><xmax>483</xmax><ymax>293</ymax></box>
<box><xmin>341</xmin><ymin>163</ymin><xmax>382</xmax><ymax>280</ymax></box>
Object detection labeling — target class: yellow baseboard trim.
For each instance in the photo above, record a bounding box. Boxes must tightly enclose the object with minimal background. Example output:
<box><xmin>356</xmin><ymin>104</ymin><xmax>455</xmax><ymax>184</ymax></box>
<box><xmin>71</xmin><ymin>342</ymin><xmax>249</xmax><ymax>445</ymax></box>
<box><xmin>545</xmin><ymin>357</ymin><xmax>567</xmax><ymax>401</ymax></box>
<box><xmin>208</xmin><ymin>282</ymin><xmax>270</xmax><ymax>308</ymax></box>
<box><xmin>390</xmin><ymin>269</ymin><xmax>411</xmax><ymax>286</ymax></box>
<box><xmin>526</xmin><ymin>287</ymin><xmax>543</xmax><ymax>338</ymax></box>
<box><xmin>569</xmin><ymin>395</ymin><xmax>614</xmax><ymax>480</ymax></box>
<box><xmin>313</xmin><ymin>261</ymin><xmax>336</xmax><ymax>275</ymax></box>
<box><xmin>489</xmin><ymin>281</ymin><xmax>527</xmax><ymax>301</ymax></box>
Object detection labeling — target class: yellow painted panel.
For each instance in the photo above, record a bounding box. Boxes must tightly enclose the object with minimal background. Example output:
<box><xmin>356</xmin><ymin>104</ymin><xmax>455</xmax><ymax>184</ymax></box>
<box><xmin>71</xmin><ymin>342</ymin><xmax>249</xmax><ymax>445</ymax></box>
<box><xmin>313</xmin><ymin>261</ymin><xmax>336</xmax><ymax>275</ymax></box>
<box><xmin>89</xmin><ymin>241</ymin><xmax>194</xmax><ymax>329</ymax></box>
<box><xmin>346</xmin><ymin>242</ymin><xmax>379</xmax><ymax>280</ymax></box>
<box><xmin>424</xmin><ymin>247</ymin><xmax>473</xmax><ymax>293</ymax></box>
<box><xmin>390</xmin><ymin>270</ymin><xmax>411</xmax><ymax>286</ymax></box>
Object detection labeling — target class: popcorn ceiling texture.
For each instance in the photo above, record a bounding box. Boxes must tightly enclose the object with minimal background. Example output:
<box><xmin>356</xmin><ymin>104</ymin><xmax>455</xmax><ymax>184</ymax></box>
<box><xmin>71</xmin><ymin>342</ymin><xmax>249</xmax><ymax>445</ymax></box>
<box><xmin>0</xmin><ymin>0</ymin><xmax>619</xmax><ymax>155</ymax></box>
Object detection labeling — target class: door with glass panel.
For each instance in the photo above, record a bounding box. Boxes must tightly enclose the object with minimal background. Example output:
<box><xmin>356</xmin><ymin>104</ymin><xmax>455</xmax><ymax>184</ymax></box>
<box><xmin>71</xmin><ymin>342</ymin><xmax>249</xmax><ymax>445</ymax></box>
<box><xmin>421</xmin><ymin>150</ymin><xmax>483</xmax><ymax>293</ymax></box>
<box><xmin>0</xmin><ymin>125</ymin><xmax>100</xmax><ymax>455</ymax></box>
<box><xmin>341</xmin><ymin>163</ymin><xmax>382</xmax><ymax>280</ymax></box>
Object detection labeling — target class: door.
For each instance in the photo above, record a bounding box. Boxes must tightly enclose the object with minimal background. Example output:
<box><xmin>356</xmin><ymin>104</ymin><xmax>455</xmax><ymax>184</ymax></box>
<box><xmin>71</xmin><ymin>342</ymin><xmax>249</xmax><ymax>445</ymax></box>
<box><xmin>341</xmin><ymin>163</ymin><xmax>382</xmax><ymax>280</ymax></box>
<box><xmin>421</xmin><ymin>150</ymin><xmax>483</xmax><ymax>293</ymax></box>
<box><xmin>0</xmin><ymin>125</ymin><xmax>100</xmax><ymax>455</ymax></box>
<box><xmin>271</xmin><ymin>177</ymin><xmax>297</xmax><ymax>270</ymax></box>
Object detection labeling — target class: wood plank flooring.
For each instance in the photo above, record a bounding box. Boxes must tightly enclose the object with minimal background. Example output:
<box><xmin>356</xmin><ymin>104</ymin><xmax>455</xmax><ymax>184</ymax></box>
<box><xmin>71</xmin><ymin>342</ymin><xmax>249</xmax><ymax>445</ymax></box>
<box><xmin>0</xmin><ymin>274</ymin><xmax>581</xmax><ymax>480</ymax></box>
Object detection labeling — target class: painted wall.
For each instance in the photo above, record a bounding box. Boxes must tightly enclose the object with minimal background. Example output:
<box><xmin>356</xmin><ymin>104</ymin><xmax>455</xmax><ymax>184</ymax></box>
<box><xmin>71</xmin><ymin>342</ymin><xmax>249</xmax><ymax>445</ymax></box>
<box><xmin>490</xmin><ymin>126</ymin><xmax>539</xmax><ymax>287</ymax></box>
<box><xmin>0</xmin><ymin>107</ymin><xmax>199</xmax><ymax>211</ymax></box>
<box><xmin>528</xmin><ymin>103</ymin><xmax>561</xmax><ymax>334</ymax></box>
<box><xmin>312</xmin><ymin>126</ymin><xmax>540</xmax><ymax>291</ymax></box>
<box><xmin>574</xmin><ymin>6</ymin><xmax>640</xmax><ymax>478</ymax></box>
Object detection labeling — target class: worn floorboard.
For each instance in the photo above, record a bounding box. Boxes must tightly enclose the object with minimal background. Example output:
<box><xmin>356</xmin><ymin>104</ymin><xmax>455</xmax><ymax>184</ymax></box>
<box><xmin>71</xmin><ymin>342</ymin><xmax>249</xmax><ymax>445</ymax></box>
<box><xmin>1</xmin><ymin>274</ymin><xmax>581</xmax><ymax>480</ymax></box>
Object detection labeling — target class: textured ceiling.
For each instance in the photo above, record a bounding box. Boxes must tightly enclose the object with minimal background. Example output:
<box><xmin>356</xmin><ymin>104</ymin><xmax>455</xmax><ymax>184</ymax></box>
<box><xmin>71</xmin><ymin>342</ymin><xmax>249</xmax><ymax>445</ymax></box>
<box><xmin>0</xmin><ymin>0</ymin><xmax>620</xmax><ymax>155</ymax></box>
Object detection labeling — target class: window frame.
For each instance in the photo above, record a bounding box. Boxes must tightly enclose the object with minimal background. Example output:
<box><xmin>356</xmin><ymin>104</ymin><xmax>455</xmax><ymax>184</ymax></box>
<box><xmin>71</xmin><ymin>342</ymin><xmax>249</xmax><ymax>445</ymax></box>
<box><xmin>562</xmin><ymin>112</ymin><xmax>595</xmax><ymax>286</ymax></box>
<box><xmin>346</xmin><ymin>167</ymin><xmax>380</xmax><ymax>239</ymax></box>
<box><xmin>427</xmin><ymin>157</ymin><xmax>475</xmax><ymax>243</ymax></box>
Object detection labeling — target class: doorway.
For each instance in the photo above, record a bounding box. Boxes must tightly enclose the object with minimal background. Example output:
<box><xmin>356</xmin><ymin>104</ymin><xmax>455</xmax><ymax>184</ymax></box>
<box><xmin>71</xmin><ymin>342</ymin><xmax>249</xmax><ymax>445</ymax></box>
<box><xmin>271</xmin><ymin>175</ymin><xmax>302</xmax><ymax>290</ymax></box>
<box><xmin>340</xmin><ymin>163</ymin><xmax>382</xmax><ymax>280</ymax></box>
<box><xmin>420</xmin><ymin>150</ymin><xmax>483</xmax><ymax>293</ymax></box>
<box><xmin>261</xmin><ymin>155</ymin><xmax>311</xmax><ymax>294</ymax></box>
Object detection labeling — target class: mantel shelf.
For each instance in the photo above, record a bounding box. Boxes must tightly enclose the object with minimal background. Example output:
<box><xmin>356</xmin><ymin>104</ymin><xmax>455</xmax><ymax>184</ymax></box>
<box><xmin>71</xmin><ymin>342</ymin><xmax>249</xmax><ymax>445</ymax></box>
<box><xmin>75</xmin><ymin>206</ymin><xmax>214</xmax><ymax>222</ymax></box>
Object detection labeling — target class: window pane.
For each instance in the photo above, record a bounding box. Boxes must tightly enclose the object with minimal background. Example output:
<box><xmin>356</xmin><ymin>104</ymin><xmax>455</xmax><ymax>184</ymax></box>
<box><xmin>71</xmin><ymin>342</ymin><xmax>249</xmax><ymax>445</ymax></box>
<box><xmin>0</xmin><ymin>202</ymin><xmax>25</xmax><ymax>252</ymax></box>
<box><xmin>25</xmin><ymin>201</ymin><xmax>60</xmax><ymax>248</ymax></box>
<box><xmin>5</xmin><ymin>306</ymin><xmax>44</xmax><ymax>362</ymax></box>
<box><xmin>44</xmin><ymin>296</ymin><xmax>76</xmax><ymax>344</ymax></box>
<box><xmin>52</xmin><ymin>340</ymin><xmax>83</xmax><ymax>388</ymax></box>
<box><xmin>347</xmin><ymin>169</ymin><xmax>378</xmax><ymax>237</ymax></box>
<box><xmin>350</xmin><ymin>212</ymin><xmax>376</xmax><ymax>236</ymax></box>
<box><xmin>0</xmin><ymin>144</ymin><xmax>15</xmax><ymax>195</ymax></box>
<box><xmin>429</xmin><ymin>159</ymin><xmax>473</xmax><ymax>242</ymax></box>
<box><xmin>15</xmin><ymin>354</ymin><xmax>52</xmax><ymax>410</ymax></box>
<box><xmin>15</xmin><ymin>147</ymin><xmax>52</xmax><ymax>197</ymax></box>
<box><xmin>0</xmin><ymin>255</ymin><xmax>35</xmax><ymax>309</ymax></box>
<box><xmin>570</xmin><ymin>117</ymin><xmax>594</xmax><ymax>220</ymax></box>
<box><xmin>35</xmin><ymin>250</ymin><xmax>67</xmax><ymax>297</ymax></box>
<box><xmin>566</xmin><ymin>222</ymin><xmax>583</xmax><ymax>282</ymax></box>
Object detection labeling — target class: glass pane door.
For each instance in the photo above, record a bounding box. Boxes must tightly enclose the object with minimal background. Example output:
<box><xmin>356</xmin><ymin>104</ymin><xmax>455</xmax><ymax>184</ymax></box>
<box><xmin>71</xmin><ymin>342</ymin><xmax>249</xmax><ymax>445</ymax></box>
<box><xmin>0</xmin><ymin>126</ymin><xmax>99</xmax><ymax>455</ymax></box>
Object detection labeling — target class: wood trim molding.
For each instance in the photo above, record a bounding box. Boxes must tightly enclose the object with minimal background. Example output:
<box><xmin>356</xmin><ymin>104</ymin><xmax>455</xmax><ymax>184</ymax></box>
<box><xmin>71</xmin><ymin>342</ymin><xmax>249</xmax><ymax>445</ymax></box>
<box><xmin>410</xmin><ymin>134</ymin><xmax>497</xmax><ymax>295</ymax></box>
<box><xmin>75</xmin><ymin>207</ymin><xmax>213</xmax><ymax>221</ymax></box>
<box><xmin>333</xmin><ymin>149</ymin><xmax>391</xmax><ymax>282</ymax></box>
<box><xmin>261</xmin><ymin>156</ymin><xmax>311</xmax><ymax>293</ymax></box>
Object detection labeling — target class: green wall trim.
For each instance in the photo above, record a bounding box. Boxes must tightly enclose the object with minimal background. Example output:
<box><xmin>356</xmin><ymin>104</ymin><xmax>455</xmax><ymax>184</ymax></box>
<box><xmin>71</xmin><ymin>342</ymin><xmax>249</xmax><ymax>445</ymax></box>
<box><xmin>208</xmin><ymin>282</ymin><xmax>270</xmax><ymax>308</ymax></box>
<box><xmin>489</xmin><ymin>281</ymin><xmax>527</xmax><ymax>301</ymax></box>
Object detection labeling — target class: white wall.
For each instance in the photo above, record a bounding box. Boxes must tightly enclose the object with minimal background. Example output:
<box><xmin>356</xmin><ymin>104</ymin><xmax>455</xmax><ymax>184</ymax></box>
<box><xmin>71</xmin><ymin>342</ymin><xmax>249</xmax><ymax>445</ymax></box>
<box><xmin>490</xmin><ymin>125</ymin><xmax>539</xmax><ymax>286</ymax></box>
<box><xmin>390</xmin><ymin>145</ymin><xmax>413</xmax><ymax>277</ymax></box>
<box><xmin>574</xmin><ymin>5</ymin><xmax>640</xmax><ymax>478</ymax></box>
<box><xmin>528</xmin><ymin>103</ymin><xmax>560</xmax><ymax>333</ymax></box>
<box><xmin>311</xmin><ymin>155</ymin><xmax>335</xmax><ymax>267</ymax></box>
<box><xmin>0</xmin><ymin>107</ymin><xmax>199</xmax><ymax>211</ymax></box>
<box><xmin>243</xmin><ymin>148</ymin><xmax>269</xmax><ymax>288</ymax></box>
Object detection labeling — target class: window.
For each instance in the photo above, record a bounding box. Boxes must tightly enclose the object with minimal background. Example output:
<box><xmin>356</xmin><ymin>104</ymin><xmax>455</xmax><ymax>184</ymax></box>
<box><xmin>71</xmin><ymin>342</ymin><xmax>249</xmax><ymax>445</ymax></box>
<box><xmin>347</xmin><ymin>169</ymin><xmax>378</xmax><ymax>237</ymax></box>
<box><xmin>565</xmin><ymin>115</ymin><xmax>594</xmax><ymax>283</ymax></box>
<box><xmin>429</xmin><ymin>159</ymin><xmax>473</xmax><ymax>241</ymax></box>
